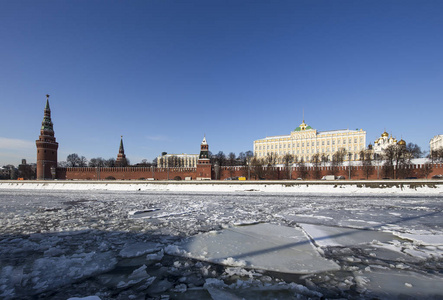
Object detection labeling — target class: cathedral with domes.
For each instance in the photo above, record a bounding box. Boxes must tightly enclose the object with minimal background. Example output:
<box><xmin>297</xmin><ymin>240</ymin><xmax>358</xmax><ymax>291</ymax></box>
<box><xmin>372</xmin><ymin>131</ymin><xmax>406</xmax><ymax>157</ymax></box>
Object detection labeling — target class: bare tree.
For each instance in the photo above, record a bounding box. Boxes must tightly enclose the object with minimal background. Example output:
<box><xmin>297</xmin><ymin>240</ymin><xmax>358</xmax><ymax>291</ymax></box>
<box><xmin>430</xmin><ymin>147</ymin><xmax>443</xmax><ymax>163</ymax></box>
<box><xmin>321</xmin><ymin>154</ymin><xmax>329</xmax><ymax>167</ymax></box>
<box><xmin>227</xmin><ymin>152</ymin><xmax>237</xmax><ymax>166</ymax></box>
<box><xmin>214</xmin><ymin>151</ymin><xmax>226</xmax><ymax>166</ymax></box>
<box><xmin>395</xmin><ymin>144</ymin><xmax>411</xmax><ymax>179</ymax></box>
<box><xmin>79</xmin><ymin>156</ymin><xmax>88</xmax><ymax>167</ymax></box>
<box><xmin>250</xmin><ymin>157</ymin><xmax>265</xmax><ymax>180</ymax></box>
<box><xmin>406</xmin><ymin>143</ymin><xmax>422</xmax><ymax>158</ymax></box>
<box><xmin>152</xmin><ymin>157</ymin><xmax>158</xmax><ymax>167</ymax></box>
<box><xmin>383</xmin><ymin>144</ymin><xmax>410</xmax><ymax>179</ymax></box>
<box><xmin>264</xmin><ymin>153</ymin><xmax>278</xmax><ymax>179</ymax></box>
<box><xmin>383</xmin><ymin>145</ymin><xmax>396</xmax><ymax>178</ymax></box>
<box><xmin>105</xmin><ymin>158</ymin><xmax>116</xmax><ymax>167</ymax></box>
<box><xmin>89</xmin><ymin>157</ymin><xmax>106</xmax><ymax>167</ymax></box>
<box><xmin>67</xmin><ymin>153</ymin><xmax>81</xmax><ymax>167</ymax></box>
<box><xmin>264</xmin><ymin>153</ymin><xmax>277</xmax><ymax>167</ymax></box>
<box><xmin>331</xmin><ymin>148</ymin><xmax>346</xmax><ymax>176</ymax></box>
<box><xmin>297</xmin><ymin>158</ymin><xmax>309</xmax><ymax>180</ymax></box>
<box><xmin>310</xmin><ymin>153</ymin><xmax>321</xmax><ymax>179</ymax></box>
<box><xmin>237</xmin><ymin>152</ymin><xmax>246</xmax><ymax>166</ymax></box>
<box><xmin>282</xmin><ymin>153</ymin><xmax>294</xmax><ymax>179</ymax></box>
<box><xmin>420</xmin><ymin>162</ymin><xmax>433</xmax><ymax>179</ymax></box>
<box><xmin>58</xmin><ymin>161</ymin><xmax>69</xmax><ymax>167</ymax></box>
<box><xmin>359</xmin><ymin>150</ymin><xmax>374</xmax><ymax>179</ymax></box>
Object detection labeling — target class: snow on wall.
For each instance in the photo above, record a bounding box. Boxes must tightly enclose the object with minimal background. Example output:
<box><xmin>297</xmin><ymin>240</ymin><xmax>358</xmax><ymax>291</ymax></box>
<box><xmin>0</xmin><ymin>180</ymin><xmax>442</xmax><ymax>195</ymax></box>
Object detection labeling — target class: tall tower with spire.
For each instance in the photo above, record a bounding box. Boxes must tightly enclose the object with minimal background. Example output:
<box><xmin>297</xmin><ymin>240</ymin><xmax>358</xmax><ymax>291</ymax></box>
<box><xmin>196</xmin><ymin>136</ymin><xmax>211</xmax><ymax>180</ymax></box>
<box><xmin>36</xmin><ymin>95</ymin><xmax>59</xmax><ymax>179</ymax></box>
<box><xmin>116</xmin><ymin>136</ymin><xmax>128</xmax><ymax>167</ymax></box>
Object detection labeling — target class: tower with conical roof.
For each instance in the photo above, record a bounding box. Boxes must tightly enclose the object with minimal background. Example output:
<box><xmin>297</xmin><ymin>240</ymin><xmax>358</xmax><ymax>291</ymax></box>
<box><xmin>36</xmin><ymin>95</ymin><xmax>59</xmax><ymax>179</ymax></box>
<box><xmin>116</xmin><ymin>136</ymin><xmax>128</xmax><ymax>167</ymax></box>
<box><xmin>196</xmin><ymin>136</ymin><xmax>211</xmax><ymax>180</ymax></box>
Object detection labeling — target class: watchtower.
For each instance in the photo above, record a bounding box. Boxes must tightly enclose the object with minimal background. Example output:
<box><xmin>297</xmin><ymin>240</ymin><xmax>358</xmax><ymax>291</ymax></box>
<box><xmin>36</xmin><ymin>95</ymin><xmax>58</xmax><ymax>179</ymax></box>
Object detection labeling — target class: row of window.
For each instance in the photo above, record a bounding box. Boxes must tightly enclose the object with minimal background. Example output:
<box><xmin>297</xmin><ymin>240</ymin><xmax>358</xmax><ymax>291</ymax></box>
<box><xmin>268</xmin><ymin>153</ymin><xmax>361</xmax><ymax>163</ymax></box>
<box><xmin>256</xmin><ymin>137</ymin><xmax>364</xmax><ymax>151</ymax></box>
<box><xmin>256</xmin><ymin>146</ymin><xmax>361</xmax><ymax>157</ymax></box>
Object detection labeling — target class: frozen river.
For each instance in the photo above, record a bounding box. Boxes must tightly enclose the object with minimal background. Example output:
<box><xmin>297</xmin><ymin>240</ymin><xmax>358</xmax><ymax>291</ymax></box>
<box><xmin>0</xmin><ymin>188</ymin><xmax>442</xmax><ymax>299</ymax></box>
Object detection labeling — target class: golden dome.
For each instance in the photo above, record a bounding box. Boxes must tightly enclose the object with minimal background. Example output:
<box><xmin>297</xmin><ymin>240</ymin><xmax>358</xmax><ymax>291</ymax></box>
<box><xmin>381</xmin><ymin>131</ymin><xmax>389</xmax><ymax>137</ymax></box>
<box><xmin>398</xmin><ymin>139</ymin><xmax>406</xmax><ymax>146</ymax></box>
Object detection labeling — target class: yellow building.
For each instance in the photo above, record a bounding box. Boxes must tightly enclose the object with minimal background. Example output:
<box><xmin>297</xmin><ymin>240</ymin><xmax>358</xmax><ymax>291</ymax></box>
<box><xmin>253</xmin><ymin>120</ymin><xmax>366</xmax><ymax>162</ymax></box>
<box><xmin>157</xmin><ymin>153</ymin><xmax>198</xmax><ymax>168</ymax></box>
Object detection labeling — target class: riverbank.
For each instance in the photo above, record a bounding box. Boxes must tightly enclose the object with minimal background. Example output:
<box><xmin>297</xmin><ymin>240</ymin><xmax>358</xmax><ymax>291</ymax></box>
<box><xmin>1</xmin><ymin>179</ymin><xmax>442</xmax><ymax>194</ymax></box>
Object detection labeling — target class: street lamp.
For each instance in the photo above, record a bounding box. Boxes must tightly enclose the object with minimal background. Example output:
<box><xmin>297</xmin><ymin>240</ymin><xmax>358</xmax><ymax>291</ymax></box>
<box><xmin>348</xmin><ymin>152</ymin><xmax>352</xmax><ymax>179</ymax></box>
<box><xmin>247</xmin><ymin>157</ymin><xmax>251</xmax><ymax>180</ymax></box>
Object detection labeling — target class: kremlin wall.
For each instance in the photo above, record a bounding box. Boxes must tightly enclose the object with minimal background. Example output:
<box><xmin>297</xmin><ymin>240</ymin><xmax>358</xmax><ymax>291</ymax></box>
<box><xmin>36</xmin><ymin>96</ymin><xmax>443</xmax><ymax>181</ymax></box>
<box><xmin>55</xmin><ymin>163</ymin><xmax>443</xmax><ymax>181</ymax></box>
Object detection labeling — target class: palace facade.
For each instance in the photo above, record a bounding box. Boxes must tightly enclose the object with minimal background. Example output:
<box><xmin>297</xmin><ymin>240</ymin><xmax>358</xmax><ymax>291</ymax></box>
<box><xmin>253</xmin><ymin>120</ymin><xmax>366</xmax><ymax>162</ymax></box>
<box><xmin>157</xmin><ymin>153</ymin><xmax>199</xmax><ymax>168</ymax></box>
<box><xmin>430</xmin><ymin>135</ymin><xmax>443</xmax><ymax>152</ymax></box>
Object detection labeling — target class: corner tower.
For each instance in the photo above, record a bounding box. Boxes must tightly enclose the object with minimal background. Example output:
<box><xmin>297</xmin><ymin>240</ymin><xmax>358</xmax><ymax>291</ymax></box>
<box><xmin>196</xmin><ymin>136</ymin><xmax>211</xmax><ymax>180</ymax></box>
<box><xmin>36</xmin><ymin>95</ymin><xmax>59</xmax><ymax>179</ymax></box>
<box><xmin>116</xmin><ymin>136</ymin><xmax>128</xmax><ymax>166</ymax></box>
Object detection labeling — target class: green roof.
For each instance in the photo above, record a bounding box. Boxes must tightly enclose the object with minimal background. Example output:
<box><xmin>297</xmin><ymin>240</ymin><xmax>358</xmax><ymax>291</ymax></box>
<box><xmin>294</xmin><ymin>125</ymin><xmax>313</xmax><ymax>131</ymax></box>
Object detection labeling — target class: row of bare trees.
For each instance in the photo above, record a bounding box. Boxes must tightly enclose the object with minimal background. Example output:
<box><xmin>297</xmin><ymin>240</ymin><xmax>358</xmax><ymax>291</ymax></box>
<box><xmin>58</xmin><ymin>154</ymin><xmax>130</xmax><ymax>168</ymax></box>
<box><xmin>245</xmin><ymin>143</ymin><xmax>436</xmax><ymax>180</ymax></box>
<box><xmin>381</xmin><ymin>144</ymin><xmax>435</xmax><ymax>179</ymax></box>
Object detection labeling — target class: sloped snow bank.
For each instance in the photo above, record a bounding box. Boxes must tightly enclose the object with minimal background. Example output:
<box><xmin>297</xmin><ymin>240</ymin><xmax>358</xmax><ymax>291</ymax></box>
<box><xmin>1</xmin><ymin>180</ymin><xmax>442</xmax><ymax>194</ymax></box>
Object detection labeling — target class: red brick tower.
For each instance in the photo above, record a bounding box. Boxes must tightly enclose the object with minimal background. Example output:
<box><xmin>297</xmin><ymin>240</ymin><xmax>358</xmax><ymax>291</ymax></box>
<box><xmin>36</xmin><ymin>95</ymin><xmax>59</xmax><ymax>180</ymax></box>
<box><xmin>116</xmin><ymin>136</ymin><xmax>128</xmax><ymax>166</ymax></box>
<box><xmin>196</xmin><ymin>136</ymin><xmax>212</xmax><ymax>180</ymax></box>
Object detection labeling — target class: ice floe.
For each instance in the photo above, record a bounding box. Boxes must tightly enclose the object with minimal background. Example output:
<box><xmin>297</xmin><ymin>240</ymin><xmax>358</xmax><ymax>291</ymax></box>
<box><xmin>172</xmin><ymin>223</ymin><xmax>340</xmax><ymax>274</ymax></box>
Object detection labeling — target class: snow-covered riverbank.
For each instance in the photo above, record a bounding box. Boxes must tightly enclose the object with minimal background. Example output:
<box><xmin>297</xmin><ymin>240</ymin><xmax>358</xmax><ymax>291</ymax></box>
<box><xmin>1</xmin><ymin>180</ymin><xmax>442</xmax><ymax>194</ymax></box>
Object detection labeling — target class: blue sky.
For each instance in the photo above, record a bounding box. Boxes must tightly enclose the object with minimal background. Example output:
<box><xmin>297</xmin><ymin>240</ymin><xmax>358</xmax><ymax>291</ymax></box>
<box><xmin>1</xmin><ymin>0</ymin><xmax>442</xmax><ymax>166</ymax></box>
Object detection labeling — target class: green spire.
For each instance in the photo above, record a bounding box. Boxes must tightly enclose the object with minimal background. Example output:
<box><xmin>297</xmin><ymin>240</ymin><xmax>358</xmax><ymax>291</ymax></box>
<box><xmin>41</xmin><ymin>95</ymin><xmax>54</xmax><ymax>131</ymax></box>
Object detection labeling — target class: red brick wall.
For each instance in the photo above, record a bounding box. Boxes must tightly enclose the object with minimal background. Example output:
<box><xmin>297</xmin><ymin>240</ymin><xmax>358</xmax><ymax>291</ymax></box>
<box><xmin>56</xmin><ymin>163</ymin><xmax>443</xmax><ymax>181</ymax></box>
<box><xmin>57</xmin><ymin>167</ymin><xmax>198</xmax><ymax>180</ymax></box>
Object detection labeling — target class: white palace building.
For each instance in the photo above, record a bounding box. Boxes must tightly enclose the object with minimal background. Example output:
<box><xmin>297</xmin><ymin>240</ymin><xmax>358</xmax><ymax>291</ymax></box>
<box><xmin>253</xmin><ymin>120</ymin><xmax>366</xmax><ymax>162</ymax></box>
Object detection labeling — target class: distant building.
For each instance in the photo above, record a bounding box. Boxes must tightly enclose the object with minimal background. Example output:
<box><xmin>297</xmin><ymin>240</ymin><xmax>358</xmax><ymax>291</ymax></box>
<box><xmin>157</xmin><ymin>153</ymin><xmax>199</xmax><ymax>168</ymax></box>
<box><xmin>0</xmin><ymin>166</ymin><xmax>11</xmax><ymax>179</ymax></box>
<box><xmin>18</xmin><ymin>159</ymin><xmax>36</xmax><ymax>180</ymax></box>
<box><xmin>372</xmin><ymin>131</ymin><xmax>405</xmax><ymax>157</ymax></box>
<box><xmin>253</xmin><ymin>120</ymin><xmax>366</xmax><ymax>162</ymax></box>
<box><xmin>430</xmin><ymin>135</ymin><xmax>443</xmax><ymax>151</ymax></box>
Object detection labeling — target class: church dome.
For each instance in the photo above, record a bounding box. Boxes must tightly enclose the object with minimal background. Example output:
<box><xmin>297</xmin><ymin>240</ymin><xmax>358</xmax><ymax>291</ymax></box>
<box><xmin>381</xmin><ymin>131</ymin><xmax>389</xmax><ymax>137</ymax></box>
<box><xmin>398</xmin><ymin>139</ymin><xmax>406</xmax><ymax>146</ymax></box>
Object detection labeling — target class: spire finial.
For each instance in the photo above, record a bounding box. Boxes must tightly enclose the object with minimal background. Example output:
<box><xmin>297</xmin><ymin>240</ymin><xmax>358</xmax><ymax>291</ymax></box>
<box><xmin>302</xmin><ymin>108</ymin><xmax>305</xmax><ymax>122</ymax></box>
<box><xmin>119</xmin><ymin>136</ymin><xmax>125</xmax><ymax>154</ymax></box>
<box><xmin>45</xmin><ymin>94</ymin><xmax>51</xmax><ymax>110</ymax></box>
